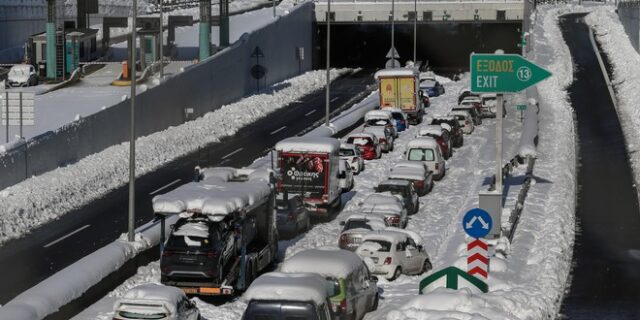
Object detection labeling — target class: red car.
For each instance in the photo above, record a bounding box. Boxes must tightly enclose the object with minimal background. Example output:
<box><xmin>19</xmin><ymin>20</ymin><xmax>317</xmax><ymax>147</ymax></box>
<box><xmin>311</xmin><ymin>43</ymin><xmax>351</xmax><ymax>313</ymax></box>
<box><xmin>416</xmin><ymin>125</ymin><xmax>452</xmax><ymax>159</ymax></box>
<box><xmin>345</xmin><ymin>133</ymin><xmax>381</xmax><ymax>160</ymax></box>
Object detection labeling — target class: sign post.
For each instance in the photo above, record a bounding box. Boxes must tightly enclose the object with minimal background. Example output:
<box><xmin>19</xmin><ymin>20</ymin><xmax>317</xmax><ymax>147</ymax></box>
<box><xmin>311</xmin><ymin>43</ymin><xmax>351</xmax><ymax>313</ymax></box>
<box><xmin>462</xmin><ymin>208</ymin><xmax>492</xmax><ymax>285</ymax></box>
<box><xmin>1</xmin><ymin>92</ymin><xmax>35</xmax><ymax>141</ymax></box>
<box><xmin>516</xmin><ymin>104</ymin><xmax>527</xmax><ymax>122</ymax></box>
<box><xmin>470</xmin><ymin>53</ymin><xmax>551</xmax><ymax>232</ymax></box>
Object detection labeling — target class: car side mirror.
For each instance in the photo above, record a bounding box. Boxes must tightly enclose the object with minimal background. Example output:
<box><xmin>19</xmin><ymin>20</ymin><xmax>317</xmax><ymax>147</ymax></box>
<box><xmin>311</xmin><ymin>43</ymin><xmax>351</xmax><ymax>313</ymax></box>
<box><xmin>338</xmin><ymin>172</ymin><xmax>346</xmax><ymax>179</ymax></box>
<box><xmin>169</xmin><ymin>224</ymin><xmax>175</xmax><ymax>230</ymax></box>
<box><xmin>417</xmin><ymin>245</ymin><xmax>424</xmax><ymax>252</ymax></box>
<box><xmin>371</xmin><ymin>276</ymin><xmax>379</xmax><ymax>282</ymax></box>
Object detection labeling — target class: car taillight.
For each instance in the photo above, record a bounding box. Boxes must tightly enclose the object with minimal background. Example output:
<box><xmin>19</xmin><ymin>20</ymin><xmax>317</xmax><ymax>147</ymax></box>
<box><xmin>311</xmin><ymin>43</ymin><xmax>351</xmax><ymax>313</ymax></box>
<box><xmin>206</xmin><ymin>252</ymin><xmax>218</xmax><ymax>258</ymax></box>
<box><xmin>385</xmin><ymin>216</ymin><xmax>400</xmax><ymax>225</ymax></box>
<box><xmin>162</xmin><ymin>250</ymin><xmax>176</xmax><ymax>257</ymax></box>
<box><xmin>339</xmin><ymin>234</ymin><xmax>348</xmax><ymax>246</ymax></box>
<box><xmin>415</xmin><ymin>180</ymin><xmax>424</xmax><ymax>188</ymax></box>
<box><xmin>435</xmin><ymin>163</ymin><xmax>439</xmax><ymax>170</ymax></box>
<box><xmin>384</xmin><ymin>257</ymin><xmax>393</xmax><ymax>265</ymax></box>
<box><xmin>288</xmin><ymin>211</ymin><xmax>296</xmax><ymax>221</ymax></box>
<box><xmin>340</xmin><ymin>299</ymin><xmax>348</xmax><ymax>312</ymax></box>
<box><xmin>276</xmin><ymin>181</ymin><xmax>282</xmax><ymax>192</ymax></box>
<box><xmin>380</xmin><ymin>138</ymin><xmax>386</xmax><ymax>144</ymax></box>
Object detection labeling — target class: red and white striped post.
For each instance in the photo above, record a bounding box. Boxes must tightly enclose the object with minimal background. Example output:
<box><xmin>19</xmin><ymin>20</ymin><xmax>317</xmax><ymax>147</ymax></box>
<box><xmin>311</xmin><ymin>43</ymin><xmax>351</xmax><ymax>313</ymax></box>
<box><xmin>467</xmin><ymin>238</ymin><xmax>489</xmax><ymax>281</ymax></box>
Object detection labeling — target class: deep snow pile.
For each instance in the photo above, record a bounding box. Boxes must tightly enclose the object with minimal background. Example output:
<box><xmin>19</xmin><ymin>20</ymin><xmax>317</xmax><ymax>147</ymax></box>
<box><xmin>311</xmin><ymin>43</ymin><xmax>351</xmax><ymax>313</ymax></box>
<box><xmin>0</xmin><ymin>68</ymin><xmax>350</xmax><ymax>246</ymax></box>
<box><xmin>585</xmin><ymin>7</ymin><xmax>640</xmax><ymax>194</ymax></box>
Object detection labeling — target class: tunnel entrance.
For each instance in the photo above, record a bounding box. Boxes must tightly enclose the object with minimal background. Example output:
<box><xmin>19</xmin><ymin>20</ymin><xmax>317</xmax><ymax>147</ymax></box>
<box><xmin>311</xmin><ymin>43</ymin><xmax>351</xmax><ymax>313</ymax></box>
<box><xmin>314</xmin><ymin>22</ymin><xmax>521</xmax><ymax>75</ymax></box>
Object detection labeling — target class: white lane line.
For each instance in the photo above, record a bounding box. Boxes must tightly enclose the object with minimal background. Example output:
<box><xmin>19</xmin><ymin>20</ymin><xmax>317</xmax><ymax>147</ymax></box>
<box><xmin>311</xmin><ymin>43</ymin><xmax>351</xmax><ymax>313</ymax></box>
<box><xmin>149</xmin><ymin>179</ymin><xmax>182</xmax><ymax>196</ymax></box>
<box><xmin>222</xmin><ymin>147</ymin><xmax>243</xmax><ymax>159</ymax></box>
<box><xmin>270</xmin><ymin>126</ymin><xmax>287</xmax><ymax>135</ymax></box>
<box><xmin>330</xmin><ymin>97</ymin><xmax>339</xmax><ymax>103</ymax></box>
<box><xmin>44</xmin><ymin>225</ymin><xmax>91</xmax><ymax>248</ymax></box>
<box><xmin>305</xmin><ymin>109</ymin><xmax>317</xmax><ymax>117</ymax></box>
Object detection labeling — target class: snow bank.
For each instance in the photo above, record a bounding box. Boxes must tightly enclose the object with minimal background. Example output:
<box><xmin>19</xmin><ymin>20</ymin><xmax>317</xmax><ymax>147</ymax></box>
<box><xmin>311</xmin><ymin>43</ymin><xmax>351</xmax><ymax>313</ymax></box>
<box><xmin>0</xmin><ymin>215</ymin><xmax>178</xmax><ymax>320</ymax></box>
<box><xmin>585</xmin><ymin>7</ymin><xmax>640</xmax><ymax>194</ymax></box>
<box><xmin>305</xmin><ymin>91</ymin><xmax>378</xmax><ymax>138</ymax></box>
<box><xmin>0</xmin><ymin>68</ymin><xmax>350</xmax><ymax>246</ymax></box>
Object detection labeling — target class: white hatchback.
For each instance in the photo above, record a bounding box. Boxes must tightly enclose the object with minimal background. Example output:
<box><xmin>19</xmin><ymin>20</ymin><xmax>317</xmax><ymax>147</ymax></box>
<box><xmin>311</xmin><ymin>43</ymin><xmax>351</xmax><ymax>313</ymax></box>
<box><xmin>405</xmin><ymin>137</ymin><xmax>446</xmax><ymax>180</ymax></box>
<box><xmin>356</xmin><ymin>229</ymin><xmax>431</xmax><ymax>280</ymax></box>
<box><xmin>448</xmin><ymin>110</ymin><xmax>475</xmax><ymax>134</ymax></box>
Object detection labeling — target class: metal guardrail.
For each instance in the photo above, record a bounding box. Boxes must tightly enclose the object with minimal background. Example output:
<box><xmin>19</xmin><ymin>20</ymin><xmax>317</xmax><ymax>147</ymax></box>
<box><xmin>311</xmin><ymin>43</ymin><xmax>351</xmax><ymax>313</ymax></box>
<box><xmin>506</xmin><ymin>156</ymin><xmax>535</xmax><ymax>242</ymax></box>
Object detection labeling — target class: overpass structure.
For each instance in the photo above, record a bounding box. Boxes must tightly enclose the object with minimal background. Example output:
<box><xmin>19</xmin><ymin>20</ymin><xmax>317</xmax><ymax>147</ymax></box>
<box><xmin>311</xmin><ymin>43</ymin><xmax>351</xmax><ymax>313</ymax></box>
<box><xmin>315</xmin><ymin>0</ymin><xmax>524</xmax><ymax>24</ymax></box>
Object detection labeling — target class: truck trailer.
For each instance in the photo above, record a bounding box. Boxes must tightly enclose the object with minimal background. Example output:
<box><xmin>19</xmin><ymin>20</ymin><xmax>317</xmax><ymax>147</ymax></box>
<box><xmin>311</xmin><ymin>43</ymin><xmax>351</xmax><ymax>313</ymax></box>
<box><xmin>375</xmin><ymin>68</ymin><xmax>425</xmax><ymax>125</ymax></box>
<box><xmin>153</xmin><ymin>167</ymin><xmax>278</xmax><ymax>297</ymax></box>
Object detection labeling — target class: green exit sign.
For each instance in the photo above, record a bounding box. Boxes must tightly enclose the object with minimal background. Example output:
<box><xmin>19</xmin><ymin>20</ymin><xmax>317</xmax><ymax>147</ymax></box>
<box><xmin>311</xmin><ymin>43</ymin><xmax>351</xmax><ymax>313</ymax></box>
<box><xmin>516</xmin><ymin>104</ymin><xmax>527</xmax><ymax>111</ymax></box>
<box><xmin>470</xmin><ymin>54</ymin><xmax>552</xmax><ymax>93</ymax></box>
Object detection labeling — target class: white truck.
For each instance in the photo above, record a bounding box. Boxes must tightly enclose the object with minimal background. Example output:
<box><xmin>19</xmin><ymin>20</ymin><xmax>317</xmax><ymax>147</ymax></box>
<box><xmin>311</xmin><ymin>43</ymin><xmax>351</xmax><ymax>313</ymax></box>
<box><xmin>153</xmin><ymin>167</ymin><xmax>278</xmax><ymax>297</ymax></box>
<box><xmin>275</xmin><ymin>137</ymin><xmax>342</xmax><ymax>217</ymax></box>
<box><xmin>375</xmin><ymin>68</ymin><xmax>425</xmax><ymax>125</ymax></box>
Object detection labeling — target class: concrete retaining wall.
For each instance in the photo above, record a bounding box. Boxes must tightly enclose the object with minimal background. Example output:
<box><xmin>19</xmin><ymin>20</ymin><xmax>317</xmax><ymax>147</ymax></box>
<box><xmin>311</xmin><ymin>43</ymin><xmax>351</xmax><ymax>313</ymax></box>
<box><xmin>618</xmin><ymin>1</ymin><xmax>640</xmax><ymax>53</ymax></box>
<box><xmin>0</xmin><ymin>3</ymin><xmax>313</xmax><ymax>190</ymax></box>
<box><xmin>0</xmin><ymin>0</ymin><xmax>46</xmax><ymax>63</ymax></box>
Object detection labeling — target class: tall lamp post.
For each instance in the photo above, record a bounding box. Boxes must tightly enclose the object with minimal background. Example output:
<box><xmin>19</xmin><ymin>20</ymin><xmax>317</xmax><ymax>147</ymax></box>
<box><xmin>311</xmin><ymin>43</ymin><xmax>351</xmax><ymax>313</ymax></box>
<box><xmin>391</xmin><ymin>0</ymin><xmax>396</xmax><ymax>67</ymax></box>
<box><xmin>128</xmin><ymin>0</ymin><xmax>138</xmax><ymax>242</ymax></box>
<box><xmin>325</xmin><ymin>0</ymin><xmax>331</xmax><ymax>126</ymax></box>
<box><xmin>159</xmin><ymin>0</ymin><xmax>164</xmax><ymax>78</ymax></box>
<box><xmin>413</xmin><ymin>0</ymin><xmax>417</xmax><ymax>63</ymax></box>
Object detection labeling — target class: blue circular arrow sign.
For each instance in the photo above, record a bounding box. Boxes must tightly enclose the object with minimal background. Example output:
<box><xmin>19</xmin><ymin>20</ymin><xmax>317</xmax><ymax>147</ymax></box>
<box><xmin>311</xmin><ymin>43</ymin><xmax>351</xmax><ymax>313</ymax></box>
<box><xmin>462</xmin><ymin>208</ymin><xmax>493</xmax><ymax>238</ymax></box>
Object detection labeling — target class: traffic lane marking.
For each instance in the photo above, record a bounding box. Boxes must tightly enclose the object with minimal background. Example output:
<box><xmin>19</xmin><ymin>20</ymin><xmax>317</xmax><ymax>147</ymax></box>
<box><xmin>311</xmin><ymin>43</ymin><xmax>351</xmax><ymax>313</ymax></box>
<box><xmin>270</xmin><ymin>126</ymin><xmax>287</xmax><ymax>135</ymax></box>
<box><xmin>305</xmin><ymin>109</ymin><xmax>317</xmax><ymax>117</ymax></box>
<box><xmin>43</xmin><ymin>225</ymin><xmax>91</xmax><ymax>248</ymax></box>
<box><xmin>222</xmin><ymin>147</ymin><xmax>244</xmax><ymax>159</ymax></box>
<box><xmin>330</xmin><ymin>97</ymin><xmax>339</xmax><ymax>103</ymax></box>
<box><xmin>149</xmin><ymin>179</ymin><xmax>182</xmax><ymax>196</ymax></box>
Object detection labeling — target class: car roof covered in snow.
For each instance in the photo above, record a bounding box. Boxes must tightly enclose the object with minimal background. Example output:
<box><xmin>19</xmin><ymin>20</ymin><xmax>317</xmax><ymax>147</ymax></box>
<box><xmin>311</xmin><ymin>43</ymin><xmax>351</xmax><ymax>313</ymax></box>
<box><xmin>200</xmin><ymin>167</ymin><xmax>273</xmax><ymax>183</ymax></box>
<box><xmin>461</xmin><ymin>96</ymin><xmax>481</xmax><ymax>103</ymax></box>
<box><xmin>362</xmin><ymin>126</ymin><xmax>387</xmax><ymax>138</ymax></box>
<box><xmin>275</xmin><ymin>137</ymin><xmax>340</xmax><ymax>154</ymax></box>
<box><xmin>244</xmin><ymin>272</ymin><xmax>328</xmax><ymax>305</ymax></box>
<box><xmin>365</xmin><ymin>110</ymin><xmax>392</xmax><ymax>121</ymax></box>
<box><xmin>281</xmin><ymin>247</ymin><xmax>365</xmax><ymax>278</ymax></box>
<box><xmin>344</xmin><ymin>213</ymin><xmax>388</xmax><ymax>224</ymax></box>
<box><xmin>417</xmin><ymin>125</ymin><xmax>443</xmax><ymax>137</ymax></box>
<box><xmin>384</xmin><ymin>227</ymin><xmax>424</xmax><ymax>246</ymax></box>
<box><xmin>375</xmin><ymin>68</ymin><xmax>418</xmax><ymax>79</ymax></box>
<box><xmin>384</xmin><ymin>108</ymin><xmax>405</xmax><ymax>115</ymax></box>
<box><xmin>393</xmin><ymin>160</ymin><xmax>428</xmax><ymax>171</ymax></box>
<box><xmin>362</xmin><ymin>230</ymin><xmax>408</xmax><ymax>244</ymax></box>
<box><xmin>152</xmin><ymin>173</ymin><xmax>272</xmax><ymax>220</ymax></box>
<box><xmin>448</xmin><ymin>110</ymin><xmax>471</xmax><ymax>118</ymax></box>
<box><xmin>172</xmin><ymin>219</ymin><xmax>210</xmax><ymax>238</ymax></box>
<box><xmin>389</xmin><ymin>166</ymin><xmax>426</xmax><ymax>181</ymax></box>
<box><xmin>407</xmin><ymin>137</ymin><xmax>439</xmax><ymax>150</ymax></box>
<box><xmin>115</xmin><ymin>284</ymin><xmax>185</xmax><ymax>315</ymax></box>
<box><xmin>361</xmin><ymin>193</ymin><xmax>404</xmax><ymax>213</ymax></box>
<box><xmin>480</xmin><ymin>93</ymin><xmax>497</xmax><ymax>98</ymax></box>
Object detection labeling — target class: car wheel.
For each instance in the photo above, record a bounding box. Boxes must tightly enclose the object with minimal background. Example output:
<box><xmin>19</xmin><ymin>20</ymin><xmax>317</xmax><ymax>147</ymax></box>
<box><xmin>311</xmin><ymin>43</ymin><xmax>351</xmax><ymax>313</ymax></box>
<box><xmin>372</xmin><ymin>292</ymin><xmax>379</xmax><ymax>310</ymax></box>
<box><xmin>415</xmin><ymin>201</ymin><xmax>420</xmax><ymax>213</ymax></box>
<box><xmin>389</xmin><ymin>267</ymin><xmax>402</xmax><ymax>281</ymax></box>
<box><xmin>305</xmin><ymin>217</ymin><xmax>311</xmax><ymax>231</ymax></box>
<box><xmin>421</xmin><ymin>259</ymin><xmax>433</xmax><ymax>274</ymax></box>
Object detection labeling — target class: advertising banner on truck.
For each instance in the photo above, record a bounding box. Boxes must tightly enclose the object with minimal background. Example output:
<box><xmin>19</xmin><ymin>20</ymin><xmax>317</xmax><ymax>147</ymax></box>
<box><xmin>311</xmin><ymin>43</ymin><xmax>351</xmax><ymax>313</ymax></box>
<box><xmin>399</xmin><ymin>77</ymin><xmax>416</xmax><ymax>110</ymax></box>
<box><xmin>379</xmin><ymin>77</ymin><xmax>416</xmax><ymax>111</ymax></box>
<box><xmin>380</xmin><ymin>78</ymin><xmax>397</xmax><ymax>108</ymax></box>
<box><xmin>280</xmin><ymin>153</ymin><xmax>328</xmax><ymax>198</ymax></box>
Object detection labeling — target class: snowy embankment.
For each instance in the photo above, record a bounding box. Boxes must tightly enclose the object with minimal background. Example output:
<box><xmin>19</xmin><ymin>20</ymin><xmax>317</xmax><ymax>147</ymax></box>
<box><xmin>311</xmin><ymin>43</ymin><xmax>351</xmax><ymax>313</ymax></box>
<box><xmin>585</xmin><ymin>7</ymin><xmax>640</xmax><ymax>195</ymax></box>
<box><xmin>0</xmin><ymin>68</ymin><xmax>350</xmax><ymax>246</ymax></box>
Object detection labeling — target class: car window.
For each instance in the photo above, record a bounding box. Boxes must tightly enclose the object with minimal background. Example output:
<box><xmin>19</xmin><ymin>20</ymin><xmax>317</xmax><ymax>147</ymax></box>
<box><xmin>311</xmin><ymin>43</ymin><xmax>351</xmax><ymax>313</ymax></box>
<box><xmin>166</xmin><ymin>234</ymin><xmax>214</xmax><ymax>251</ymax></box>
<box><xmin>408</xmin><ymin>149</ymin><xmax>434</xmax><ymax>161</ymax></box>
<box><xmin>340</xmin><ymin>148</ymin><xmax>355</xmax><ymax>156</ymax></box>
<box><xmin>117</xmin><ymin>311</ymin><xmax>167</xmax><ymax>319</ymax></box>
<box><xmin>377</xmin><ymin>184</ymin><xmax>407</xmax><ymax>197</ymax></box>
<box><xmin>363</xmin><ymin>240</ymin><xmax>391</xmax><ymax>252</ymax></box>
<box><xmin>344</xmin><ymin>220</ymin><xmax>372</xmax><ymax>231</ymax></box>
<box><xmin>396</xmin><ymin>242</ymin><xmax>406</xmax><ymax>251</ymax></box>
<box><xmin>407</xmin><ymin>238</ymin><xmax>417</xmax><ymax>248</ymax></box>
<box><xmin>391</xmin><ymin>113</ymin><xmax>403</xmax><ymax>120</ymax></box>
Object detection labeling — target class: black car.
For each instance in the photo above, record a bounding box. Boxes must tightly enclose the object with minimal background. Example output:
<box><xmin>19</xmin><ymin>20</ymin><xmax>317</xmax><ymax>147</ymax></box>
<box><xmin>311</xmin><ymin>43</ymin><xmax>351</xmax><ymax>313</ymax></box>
<box><xmin>375</xmin><ymin>179</ymin><xmax>419</xmax><ymax>215</ymax></box>
<box><xmin>431</xmin><ymin>117</ymin><xmax>464</xmax><ymax>148</ymax></box>
<box><xmin>276</xmin><ymin>194</ymin><xmax>310</xmax><ymax>237</ymax></box>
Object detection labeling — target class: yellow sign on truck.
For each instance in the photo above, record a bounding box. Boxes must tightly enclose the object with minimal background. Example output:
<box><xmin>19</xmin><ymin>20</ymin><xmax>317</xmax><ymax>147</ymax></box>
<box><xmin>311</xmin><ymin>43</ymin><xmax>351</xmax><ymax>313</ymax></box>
<box><xmin>375</xmin><ymin>68</ymin><xmax>424</xmax><ymax>124</ymax></box>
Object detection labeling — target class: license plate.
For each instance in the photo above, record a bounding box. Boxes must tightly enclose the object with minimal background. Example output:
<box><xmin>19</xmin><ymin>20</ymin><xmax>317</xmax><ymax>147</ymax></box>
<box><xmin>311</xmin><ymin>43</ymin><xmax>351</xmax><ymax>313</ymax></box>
<box><xmin>200</xmin><ymin>287</ymin><xmax>221</xmax><ymax>295</ymax></box>
<box><xmin>181</xmin><ymin>288</ymin><xmax>198</xmax><ymax>294</ymax></box>
<box><xmin>371</xmin><ymin>257</ymin><xmax>379</xmax><ymax>263</ymax></box>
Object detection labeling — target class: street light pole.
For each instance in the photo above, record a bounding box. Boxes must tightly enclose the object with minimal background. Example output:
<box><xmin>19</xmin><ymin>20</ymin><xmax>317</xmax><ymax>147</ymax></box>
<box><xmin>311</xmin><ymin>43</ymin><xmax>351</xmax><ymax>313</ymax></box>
<box><xmin>413</xmin><ymin>0</ymin><xmax>417</xmax><ymax>63</ymax></box>
<box><xmin>128</xmin><ymin>0</ymin><xmax>138</xmax><ymax>242</ymax></box>
<box><xmin>325</xmin><ymin>0</ymin><xmax>331</xmax><ymax>127</ymax></box>
<box><xmin>159</xmin><ymin>0</ymin><xmax>164</xmax><ymax>78</ymax></box>
<box><xmin>391</xmin><ymin>0</ymin><xmax>395</xmax><ymax>67</ymax></box>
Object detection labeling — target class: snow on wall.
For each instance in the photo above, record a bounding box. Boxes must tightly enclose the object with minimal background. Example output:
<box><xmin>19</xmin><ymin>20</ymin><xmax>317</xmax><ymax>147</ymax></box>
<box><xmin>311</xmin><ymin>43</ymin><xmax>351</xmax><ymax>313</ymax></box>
<box><xmin>0</xmin><ymin>68</ymin><xmax>350</xmax><ymax>246</ymax></box>
<box><xmin>586</xmin><ymin>7</ymin><xmax>640</xmax><ymax>202</ymax></box>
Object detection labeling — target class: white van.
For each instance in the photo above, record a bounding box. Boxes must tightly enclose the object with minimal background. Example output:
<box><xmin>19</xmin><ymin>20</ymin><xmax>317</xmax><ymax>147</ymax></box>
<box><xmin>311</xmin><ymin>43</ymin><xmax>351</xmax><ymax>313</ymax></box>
<box><xmin>405</xmin><ymin>138</ymin><xmax>446</xmax><ymax>180</ymax></box>
<box><xmin>280</xmin><ymin>247</ymin><xmax>379</xmax><ymax>320</ymax></box>
<box><xmin>243</xmin><ymin>272</ymin><xmax>333</xmax><ymax>320</ymax></box>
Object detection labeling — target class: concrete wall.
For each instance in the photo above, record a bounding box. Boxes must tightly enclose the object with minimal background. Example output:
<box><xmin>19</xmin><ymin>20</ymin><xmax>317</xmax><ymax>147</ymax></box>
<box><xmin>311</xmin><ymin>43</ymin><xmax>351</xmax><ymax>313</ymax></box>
<box><xmin>0</xmin><ymin>0</ymin><xmax>46</xmax><ymax>63</ymax></box>
<box><xmin>0</xmin><ymin>2</ymin><xmax>313</xmax><ymax>190</ymax></box>
<box><xmin>618</xmin><ymin>1</ymin><xmax>640</xmax><ymax>53</ymax></box>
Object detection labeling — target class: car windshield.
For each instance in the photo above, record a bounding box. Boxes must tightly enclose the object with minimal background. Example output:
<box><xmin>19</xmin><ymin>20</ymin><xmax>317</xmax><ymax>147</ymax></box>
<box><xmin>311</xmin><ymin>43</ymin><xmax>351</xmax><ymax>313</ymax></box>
<box><xmin>166</xmin><ymin>233</ymin><xmax>216</xmax><ymax>251</ymax></box>
<box><xmin>420</xmin><ymin>80</ymin><xmax>436</xmax><ymax>87</ymax></box>
<box><xmin>391</xmin><ymin>113</ymin><xmax>403</xmax><ymax>120</ymax></box>
<box><xmin>408</xmin><ymin>148</ymin><xmax>435</xmax><ymax>161</ymax></box>
<box><xmin>344</xmin><ymin>220</ymin><xmax>372</xmax><ymax>231</ymax></box>
<box><xmin>366</xmin><ymin>119</ymin><xmax>388</xmax><ymax>126</ymax></box>
<box><xmin>349</xmin><ymin>137</ymin><xmax>371</xmax><ymax>146</ymax></box>
<box><xmin>9</xmin><ymin>67</ymin><xmax>28</xmax><ymax>76</ymax></box>
<box><xmin>363</xmin><ymin>240</ymin><xmax>391</xmax><ymax>252</ymax></box>
<box><xmin>276</xmin><ymin>199</ymin><xmax>290</xmax><ymax>210</ymax></box>
<box><xmin>340</xmin><ymin>148</ymin><xmax>355</xmax><ymax>156</ymax></box>
<box><xmin>376</xmin><ymin>184</ymin><xmax>407</xmax><ymax>196</ymax></box>
<box><xmin>118</xmin><ymin>311</ymin><xmax>167</xmax><ymax>319</ymax></box>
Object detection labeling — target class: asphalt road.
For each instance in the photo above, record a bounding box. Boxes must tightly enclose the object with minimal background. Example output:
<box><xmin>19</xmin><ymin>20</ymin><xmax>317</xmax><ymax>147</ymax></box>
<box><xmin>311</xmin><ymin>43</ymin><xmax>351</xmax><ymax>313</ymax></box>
<box><xmin>559</xmin><ymin>14</ymin><xmax>640</xmax><ymax>319</ymax></box>
<box><xmin>0</xmin><ymin>69</ymin><xmax>375</xmax><ymax>304</ymax></box>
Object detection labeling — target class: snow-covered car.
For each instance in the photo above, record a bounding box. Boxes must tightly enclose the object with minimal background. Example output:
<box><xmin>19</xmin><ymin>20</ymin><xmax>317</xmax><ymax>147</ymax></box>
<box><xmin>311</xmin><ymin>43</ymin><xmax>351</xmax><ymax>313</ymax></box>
<box><xmin>346</xmin><ymin>132</ymin><xmax>381</xmax><ymax>160</ymax></box>
<box><xmin>386</xmin><ymin>108</ymin><xmax>409</xmax><ymax>132</ymax></box>
<box><xmin>416</xmin><ymin>125</ymin><xmax>452</xmax><ymax>159</ymax></box>
<box><xmin>480</xmin><ymin>93</ymin><xmax>506</xmax><ymax>118</ymax></box>
<box><xmin>340</xmin><ymin>143</ymin><xmax>365</xmax><ymax>174</ymax></box>
<box><xmin>280</xmin><ymin>248</ymin><xmax>379</xmax><ymax>320</ymax></box>
<box><xmin>339</xmin><ymin>213</ymin><xmax>389</xmax><ymax>251</ymax></box>
<box><xmin>457</xmin><ymin>89</ymin><xmax>479</xmax><ymax>105</ymax></box>
<box><xmin>453</xmin><ymin>103</ymin><xmax>482</xmax><ymax>126</ymax></box>
<box><xmin>356</xmin><ymin>229</ymin><xmax>431</xmax><ymax>280</ymax></box>
<box><xmin>276</xmin><ymin>194</ymin><xmax>310</xmax><ymax>237</ymax></box>
<box><xmin>375</xmin><ymin>179</ymin><xmax>419</xmax><ymax>215</ymax></box>
<box><xmin>359</xmin><ymin>193</ymin><xmax>408</xmax><ymax>228</ymax></box>
<box><xmin>112</xmin><ymin>284</ymin><xmax>200</xmax><ymax>320</ymax></box>
<box><xmin>389</xmin><ymin>161</ymin><xmax>434</xmax><ymax>196</ymax></box>
<box><xmin>364</xmin><ymin>109</ymin><xmax>398</xmax><ymax>138</ymax></box>
<box><xmin>448</xmin><ymin>110</ymin><xmax>475</xmax><ymax>135</ymax></box>
<box><xmin>6</xmin><ymin>64</ymin><xmax>38</xmax><ymax>87</ymax></box>
<box><xmin>419</xmin><ymin>78</ymin><xmax>445</xmax><ymax>97</ymax></box>
<box><xmin>339</xmin><ymin>159</ymin><xmax>355</xmax><ymax>192</ymax></box>
<box><xmin>363</xmin><ymin>126</ymin><xmax>394</xmax><ymax>153</ymax></box>
<box><xmin>405</xmin><ymin>137</ymin><xmax>446</xmax><ymax>180</ymax></box>
<box><xmin>430</xmin><ymin>117</ymin><xmax>463</xmax><ymax>148</ymax></box>
<box><xmin>242</xmin><ymin>272</ymin><xmax>333</xmax><ymax>320</ymax></box>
